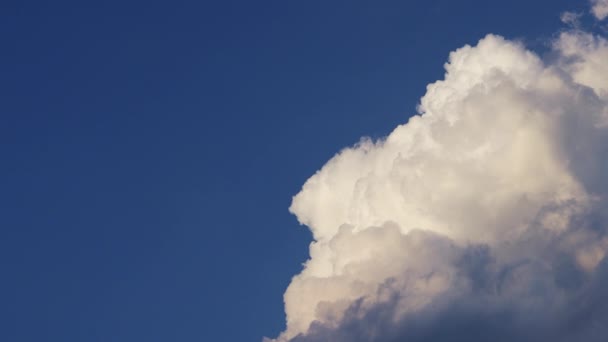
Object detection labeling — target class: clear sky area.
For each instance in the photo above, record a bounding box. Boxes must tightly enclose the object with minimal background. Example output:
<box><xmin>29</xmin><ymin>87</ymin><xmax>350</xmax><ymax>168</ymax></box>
<box><xmin>2</xmin><ymin>0</ymin><xmax>604</xmax><ymax>341</ymax></box>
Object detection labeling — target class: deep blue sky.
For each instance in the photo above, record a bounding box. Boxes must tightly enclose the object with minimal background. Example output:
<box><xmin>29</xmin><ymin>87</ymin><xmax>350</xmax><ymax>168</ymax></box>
<box><xmin>0</xmin><ymin>0</ymin><xmax>585</xmax><ymax>341</ymax></box>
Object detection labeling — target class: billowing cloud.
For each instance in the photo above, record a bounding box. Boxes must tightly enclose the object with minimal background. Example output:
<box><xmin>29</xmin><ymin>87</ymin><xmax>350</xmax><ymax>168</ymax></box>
<box><xmin>268</xmin><ymin>9</ymin><xmax>608</xmax><ymax>342</ymax></box>
<box><xmin>591</xmin><ymin>0</ymin><xmax>608</xmax><ymax>20</ymax></box>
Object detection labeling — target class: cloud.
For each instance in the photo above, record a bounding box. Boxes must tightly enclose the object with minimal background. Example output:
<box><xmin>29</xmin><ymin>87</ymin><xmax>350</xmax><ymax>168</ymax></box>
<box><xmin>560</xmin><ymin>11</ymin><xmax>582</xmax><ymax>28</ymax></box>
<box><xmin>268</xmin><ymin>8</ymin><xmax>608</xmax><ymax>342</ymax></box>
<box><xmin>591</xmin><ymin>0</ymin><xmax>608</xmax><ymax>20</ymax></box>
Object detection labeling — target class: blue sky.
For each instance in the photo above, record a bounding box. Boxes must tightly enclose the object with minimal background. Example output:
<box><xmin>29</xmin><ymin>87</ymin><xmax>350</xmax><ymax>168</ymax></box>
<box><xmin>0</xmin><ymin>1</ymin><xmax>591</xmax><ymax>341</ymax></box>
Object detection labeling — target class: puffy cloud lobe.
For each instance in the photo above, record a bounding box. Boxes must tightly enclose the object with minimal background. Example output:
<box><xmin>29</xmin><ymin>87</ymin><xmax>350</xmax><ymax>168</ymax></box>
<box><xmin>555</xmin><ymin>31</ymin><xmax>608</xmax><ymax>100</ymax></box>
<box><xmin>591</xmin><ymin>0</ymin><xmax>608</xmax><ymax>20</ymax></box>
<box><xmin>269</xmin><ymin>30</ymin><xmax>608</xmax><ymax>342</ymax></box>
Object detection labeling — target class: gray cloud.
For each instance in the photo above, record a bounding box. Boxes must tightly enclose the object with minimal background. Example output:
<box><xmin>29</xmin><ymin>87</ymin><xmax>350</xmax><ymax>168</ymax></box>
<box><xmin>290</xmin><ymin>226</ymin><xmax>608</xmax><ymax>342</ymax></box>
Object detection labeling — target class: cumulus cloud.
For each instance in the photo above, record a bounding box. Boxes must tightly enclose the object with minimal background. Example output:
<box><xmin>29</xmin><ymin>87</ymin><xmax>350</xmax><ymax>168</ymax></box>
<box><xmin>268</xmin><ymin>8</ymin><xmax>608</xmax><ymax>342</ymax></box>
<box><xmin>591</xmin><ymin>0</ymin><xmax>608</xmax><ymax>20</ymax></box>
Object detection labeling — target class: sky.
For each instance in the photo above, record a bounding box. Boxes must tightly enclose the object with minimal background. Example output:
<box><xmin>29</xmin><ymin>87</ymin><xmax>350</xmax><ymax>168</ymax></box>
<box><xmin>1</xmin><ymin>1</ymin><xmax>606</xmax><ymax>341</ymax></box>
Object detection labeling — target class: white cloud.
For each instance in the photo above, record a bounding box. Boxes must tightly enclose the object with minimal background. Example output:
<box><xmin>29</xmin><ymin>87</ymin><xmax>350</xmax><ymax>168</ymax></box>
<box><xmin>555</xmin><ymin>31</ymin><xmax>608</xmax><ymax>100</ymax></box>
<box><xmin>268</xmin><ymin>10</ymin><xmax>608</xmax><ymax>342</ymax></box>
<box><xmin>591</xmin><ymin>0</ymin><xmax>608</xmax><ymax>20</ymax></box>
